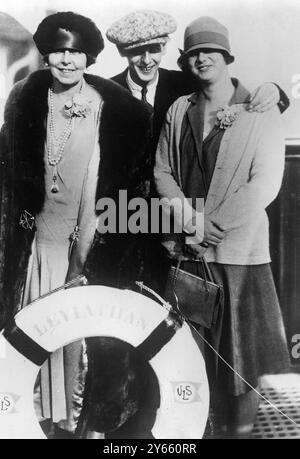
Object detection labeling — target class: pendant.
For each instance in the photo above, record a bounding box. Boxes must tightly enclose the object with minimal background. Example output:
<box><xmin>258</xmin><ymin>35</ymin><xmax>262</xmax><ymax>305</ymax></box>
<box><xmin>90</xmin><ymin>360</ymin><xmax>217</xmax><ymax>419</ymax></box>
<box><xmin>51</xmin><ymin>173</ymin><xmax>59</xmax><ymax>193</ymax></box>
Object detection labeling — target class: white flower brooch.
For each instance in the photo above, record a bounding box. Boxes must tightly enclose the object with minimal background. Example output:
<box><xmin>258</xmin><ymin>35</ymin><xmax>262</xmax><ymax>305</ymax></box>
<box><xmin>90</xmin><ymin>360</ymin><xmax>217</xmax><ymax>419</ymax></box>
<box><xmin>64</xmin><ymin>93</ymin><xmax>91</xmax><ymax>118</ymax></box>
<box><xmin>215</xmin><ymin>104</ymin><xmax>243</xmax><ymax>130</ymax></box>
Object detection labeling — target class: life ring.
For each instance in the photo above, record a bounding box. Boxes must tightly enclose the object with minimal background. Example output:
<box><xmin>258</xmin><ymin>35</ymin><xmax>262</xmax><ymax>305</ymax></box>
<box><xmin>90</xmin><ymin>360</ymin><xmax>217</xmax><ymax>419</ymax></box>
<box><xmin>0</xmin><ymin>285</ymin><xmax>209</xmax><ymax>439</ymax></box>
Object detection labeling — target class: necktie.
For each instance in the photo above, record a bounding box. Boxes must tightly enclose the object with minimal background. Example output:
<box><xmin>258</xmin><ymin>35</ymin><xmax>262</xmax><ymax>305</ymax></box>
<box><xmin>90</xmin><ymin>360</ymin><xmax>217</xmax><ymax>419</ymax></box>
<box><xmin>141</xmin><ymin>86</ymin><xmax>148</xmax><ymax>103</ymax></box>
<box><xmin>141</xmin><ymin>86</ymin><xmax>154</xmax><ymax>137</ymax></box>
<box><xmin>141</xmin><ymin>86</ymin><xmax>153</xmax><ymax>111</ymax></box>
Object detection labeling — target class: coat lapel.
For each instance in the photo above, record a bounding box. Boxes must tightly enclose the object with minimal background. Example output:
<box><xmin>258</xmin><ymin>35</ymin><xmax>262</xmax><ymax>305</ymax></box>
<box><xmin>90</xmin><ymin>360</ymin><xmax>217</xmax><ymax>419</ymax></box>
<box><xmin>153</xmin><ymin>69</ymin><xmax>175</xmax><ymax>141</ymax></box>
<box><xmin>204</xmin><ymin>81</ymin><xmax>251</xmax><ymax>214</ymax></box>
<box><xmin>186</xmin><ymin>92</ymin><xmax>205</xmax><ymax>170</ymax></box>
<box><xmin>111</xmin><ymin>69</ymin><xmax>128</xmax><ymax>89</ymax></box>
<box><xmin>154</xmin><ymin>69</ymin><xmax>170</xmax><ymax>111</ymax></box>
<box><xmin>205</xmin><ymin>107</ymin><xmax>255</xmax><ymax>214</ymax></box>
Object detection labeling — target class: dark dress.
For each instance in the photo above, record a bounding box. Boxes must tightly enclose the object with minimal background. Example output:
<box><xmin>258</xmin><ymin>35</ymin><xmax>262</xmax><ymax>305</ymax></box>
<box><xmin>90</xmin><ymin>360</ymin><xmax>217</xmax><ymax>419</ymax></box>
<box><xmin>179</xmin><ymin>86</ymin><xmax>290</xmax><ymax>396</ymax></box>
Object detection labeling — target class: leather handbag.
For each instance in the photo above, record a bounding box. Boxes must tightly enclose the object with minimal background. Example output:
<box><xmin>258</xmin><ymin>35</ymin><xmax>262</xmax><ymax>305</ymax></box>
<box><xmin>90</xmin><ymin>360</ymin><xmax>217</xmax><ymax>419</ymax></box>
<box><xmin>164</xmin><ymin>256</ymin><xmax>223</xmax><ymax>328</ymax></box>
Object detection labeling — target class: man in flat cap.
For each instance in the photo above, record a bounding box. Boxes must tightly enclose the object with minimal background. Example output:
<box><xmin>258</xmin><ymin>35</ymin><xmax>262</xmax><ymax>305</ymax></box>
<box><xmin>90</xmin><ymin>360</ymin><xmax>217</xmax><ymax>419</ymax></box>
<box><xmin>107</xmin><ymin>9</ymin><xmax>289</xmax><ymax>154</ymax></box>
<box><xmin>106</xmin><ymin>9</ymin><xmax>289</xmax><ymax>293</ymax></box>
<box><xmin>107</xmin><ymin>10</ymin><xmax>192</xmax><ymax>152</ymax></box>
<box><xmin>107</xmin><ymin>10</ymin><xmax>185</xmax><ymax>293</ymax></box>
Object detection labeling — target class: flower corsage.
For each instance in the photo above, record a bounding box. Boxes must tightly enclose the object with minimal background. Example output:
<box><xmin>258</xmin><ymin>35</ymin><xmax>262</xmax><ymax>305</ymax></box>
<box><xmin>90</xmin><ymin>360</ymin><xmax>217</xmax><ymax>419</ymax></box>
<box><xmin>215</xmin><ymin>104</ymin><xmax>243</xmax><ymax>130</ymax></box>
<box><xmin>64</xmin><ymin>93</ymin><xmax>91</xmax><ymax>118</ymax></box>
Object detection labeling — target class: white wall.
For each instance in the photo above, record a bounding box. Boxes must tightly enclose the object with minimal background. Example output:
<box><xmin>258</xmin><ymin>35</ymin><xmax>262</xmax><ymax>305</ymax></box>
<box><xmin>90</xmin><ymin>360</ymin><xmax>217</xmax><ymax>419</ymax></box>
<box><xmin>1</xmin><ymin>0</ymin><xmax>300</xmax><ymax>139</ymax></box>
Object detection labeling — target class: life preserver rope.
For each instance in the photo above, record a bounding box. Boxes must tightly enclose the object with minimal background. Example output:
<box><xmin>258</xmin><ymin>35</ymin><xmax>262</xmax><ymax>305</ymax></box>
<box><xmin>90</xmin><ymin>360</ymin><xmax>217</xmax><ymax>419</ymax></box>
<box><xmin>0</xmin><ymin>285</ymin><xmax>209</xmax><ymax>439</ymax></box>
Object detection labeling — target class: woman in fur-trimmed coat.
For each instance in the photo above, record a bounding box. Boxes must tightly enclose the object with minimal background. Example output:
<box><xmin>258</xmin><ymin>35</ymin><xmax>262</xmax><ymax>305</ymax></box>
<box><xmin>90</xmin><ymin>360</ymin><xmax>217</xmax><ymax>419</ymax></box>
<box><xmin>0</xmin><ymin>69</ymin><xmax>150</xmax><ymax>328</ymax></box>
<box><xmin>0</xmin><ymin>13</ymin><xmax>151</xmax><ymax>435</ymax></box>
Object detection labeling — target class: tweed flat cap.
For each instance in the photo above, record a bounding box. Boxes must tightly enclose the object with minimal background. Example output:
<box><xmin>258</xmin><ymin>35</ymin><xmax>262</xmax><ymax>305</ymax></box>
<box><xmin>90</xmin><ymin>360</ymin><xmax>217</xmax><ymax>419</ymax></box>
<box><xmin>106</xmin><ymin>10</ymin><xmax>176</xmax><ymax>51</ymax></box>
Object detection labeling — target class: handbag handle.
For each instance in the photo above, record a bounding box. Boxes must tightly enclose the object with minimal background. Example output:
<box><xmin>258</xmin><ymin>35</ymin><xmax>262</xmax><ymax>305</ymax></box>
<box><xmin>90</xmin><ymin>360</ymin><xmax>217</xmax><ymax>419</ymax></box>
<box><xmin>174</xmin><ymin>255</ymin><xmax>184</xmax><ymax>278</ymax></box>
<box><xmin>201</xmin><ymin>257</ymin><xmax>215</xmax><ymax>283</ymax></box>
<box><xmin>174</xmin><ymin>255</ymin><xmax>215</xmax><ymax>285</ymax></box>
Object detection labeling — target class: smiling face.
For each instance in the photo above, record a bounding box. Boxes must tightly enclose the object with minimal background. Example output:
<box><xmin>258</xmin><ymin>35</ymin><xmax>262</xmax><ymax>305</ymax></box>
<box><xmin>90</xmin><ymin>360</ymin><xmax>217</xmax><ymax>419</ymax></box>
<box><xmin>186</xmin><ymin>48</ymin><xmax>228</xmax><ymax>85</ymax></box>
<box><xmin>125</xmin><ymin>43</ymin><xmax>166</xmax><ymax>86</ymax></box>
<box><xmin>48</xmin><ymin>49</ymin><xmax>87</xmax><ymax>89</ymax></box>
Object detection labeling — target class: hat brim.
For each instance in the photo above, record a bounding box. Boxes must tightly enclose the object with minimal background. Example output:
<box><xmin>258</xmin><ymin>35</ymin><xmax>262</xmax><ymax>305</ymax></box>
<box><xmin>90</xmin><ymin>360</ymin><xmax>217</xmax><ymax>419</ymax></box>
<box><xmin>33</xmin><ymin>12</ymin><xmax>104</xmax><ymax>59</ymax></box>
<box><xmin>178</xmin><ymin>42</ymin><xmax>234</xmax><ymax>66</ymax></box>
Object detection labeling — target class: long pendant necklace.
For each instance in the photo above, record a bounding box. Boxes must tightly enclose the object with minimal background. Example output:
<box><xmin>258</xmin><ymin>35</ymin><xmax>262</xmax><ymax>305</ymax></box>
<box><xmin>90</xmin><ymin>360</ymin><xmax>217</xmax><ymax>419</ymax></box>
<box><xmin>47</xmin><ymin>88</ymin><xmax>74</xmax><ymax>193</ymax></box>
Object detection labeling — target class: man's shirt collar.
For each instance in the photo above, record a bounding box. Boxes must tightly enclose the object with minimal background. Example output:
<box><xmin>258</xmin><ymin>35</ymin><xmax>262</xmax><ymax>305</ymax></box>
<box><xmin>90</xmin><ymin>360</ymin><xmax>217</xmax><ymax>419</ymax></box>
<box><xmin>126</xmin><ymin>69</ymin><xmax>159</xmax><ymax>106</ymax></box>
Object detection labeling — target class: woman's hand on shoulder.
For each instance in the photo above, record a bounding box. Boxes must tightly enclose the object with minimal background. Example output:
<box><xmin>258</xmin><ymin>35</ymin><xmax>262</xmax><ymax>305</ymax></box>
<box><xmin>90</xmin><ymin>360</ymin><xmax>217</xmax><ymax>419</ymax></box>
<box><xmin>247</xmin><ymin>83</ymin><xmax>279</xmax><ymax>113</ymax></box>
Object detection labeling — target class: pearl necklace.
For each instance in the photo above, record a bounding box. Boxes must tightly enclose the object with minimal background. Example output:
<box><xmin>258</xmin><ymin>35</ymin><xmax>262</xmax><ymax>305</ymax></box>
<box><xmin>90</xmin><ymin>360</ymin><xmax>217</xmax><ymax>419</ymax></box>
<box><xmin>47</xmin><ymin>88</ymin><xmax>75</xmax><ymax>193</ymax></box>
